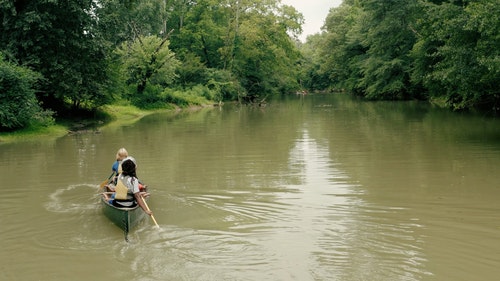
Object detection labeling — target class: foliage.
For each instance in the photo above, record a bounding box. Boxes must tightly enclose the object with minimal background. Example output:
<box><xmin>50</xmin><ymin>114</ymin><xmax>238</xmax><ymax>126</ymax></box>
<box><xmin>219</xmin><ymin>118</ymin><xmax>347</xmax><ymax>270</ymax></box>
<box><xmin>102</xmin><ymin>0</ymin><xmax>304</xmax><ymax>107</ymax></box>
<box><xmin>316</xmin><ymin>0</ymin><xmax>419</xmax><ymax>99</ymax></box>
<box><xmin>231</xmin><ymin>4</ymin><xmax>302</xmax><ymax>97</ymax></box>
<box><xmin>115</xmin><ymin>35</ymin><xmax>180</xmax><ymax>105</ymax></box>
<box><xmin>205</xmin><ymin>68</ymin><xmax>243</xmax><ymax>102</ymax></box>
<box><xmin>175</xmin><ymin>52</ymin><xmax>208</xmax><ymax>88</ymax></box>
<box><xmin>2</xmin><ymin>0</ymin><xmax>498</xmax><ymax>134</ymax></box>
<box><xmin>411</xmin><ymin>0</ymin><xmax>500</xmax><ymax>111</ymax></box>
<box><xmin>160</xmin><ymin>86</ymin><xmax>212</xmax><ymax>108</ymax></box>
<box><xmin>1</xmin><ymin>0</ymin><xmax>307</xmax><ymax>132</ymax></box>
<box><xmin>174</xmin><ymin>53</ymin><xmax>243</xmax><ymax>102</ymax></box>
<box><xmin>96</xmin><ymin>0</ymin><xmax>168</xmax><ymax>45</ymax></box>
<box><xmin>0</xmin><ymin>54</ymin><xmax>53</xmax><ymax>130</ymax></box>
<box><xmin>168</xmin><ymin>0</ymin><xmax>302</xmax><ymax>98</ymax></box>
<box><xmin>302</xmin><ymin>3</ymin><xmax>365</xmax><ymax>92</ymax></box>
<box><xmin>0</xmin><ymin>0</ymin><xmax>110</xmax><ymax>112</ymax></box>
<box><xmin>302</xmin><ymin>0</ymin><xmax>500</xmax><ymax>111</ymax></box>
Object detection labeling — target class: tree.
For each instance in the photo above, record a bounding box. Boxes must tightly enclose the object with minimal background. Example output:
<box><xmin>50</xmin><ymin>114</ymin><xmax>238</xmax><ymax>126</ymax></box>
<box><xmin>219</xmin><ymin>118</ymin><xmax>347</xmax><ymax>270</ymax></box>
<box><xmin>229</xmin><ymin>1</ymin><xmax>302</xmax><ymax>97</ymax></box>
<box><xmin>355</xmin><ymin>0</ymin><xmax>419</xmax><ymax>100</ymax></box>
<box><xmin>411</xmin><ymin>0</ymin><xmax>500</xmax><ymax>111</ymax></box>
<box><xmin>311</xmin><ymin>2</ymin><xmax>366</xmax><ymax>92</ymax></box>
<box><xmin>115</xmin><ymin>35</ymin><xmax>179</xmax><ymax>106</ymax></box>
<box><xmin>0</xmin><ymin>54</ymin><xmax>52</xmax><ymax>130</ymax></box>
<box><xmin>167</xmin><ymin>0</ymin><xmax>303</xmax><ymax>99</ymax></box>
<box><xmin>299</xmin><ymin>33</ymin><xmax>330</xmax><ymax>91</ymax></box>
<box><xmin>0</xmin><ymin>0</ymin><xmax>110</xmax><ymax>113</ymax></box>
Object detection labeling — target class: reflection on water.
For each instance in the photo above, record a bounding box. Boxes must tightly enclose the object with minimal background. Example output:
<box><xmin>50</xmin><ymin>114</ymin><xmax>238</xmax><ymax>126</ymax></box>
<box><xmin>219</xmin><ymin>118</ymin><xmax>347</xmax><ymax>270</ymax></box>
<box><xmin>1</xmin><ymin>94</ymin><xmax>500</xmax><ymax>280</ymax></box>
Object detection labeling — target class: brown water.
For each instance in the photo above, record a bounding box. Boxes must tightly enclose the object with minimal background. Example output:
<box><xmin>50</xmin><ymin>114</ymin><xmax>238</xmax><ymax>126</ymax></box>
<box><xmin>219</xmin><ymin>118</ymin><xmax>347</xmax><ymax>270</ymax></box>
<box><xmin>1</xmin><ymin>94</ymin><xmax>499</xmax><ymax>281</ymax></box>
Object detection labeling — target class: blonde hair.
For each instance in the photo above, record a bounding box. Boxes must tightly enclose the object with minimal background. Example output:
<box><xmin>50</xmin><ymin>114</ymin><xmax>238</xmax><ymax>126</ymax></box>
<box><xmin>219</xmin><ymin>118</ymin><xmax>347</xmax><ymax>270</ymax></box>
<box><xmin>116</xmin><ymin>148</ymin><xmax>128</xmax><ymax>161</ymax></box>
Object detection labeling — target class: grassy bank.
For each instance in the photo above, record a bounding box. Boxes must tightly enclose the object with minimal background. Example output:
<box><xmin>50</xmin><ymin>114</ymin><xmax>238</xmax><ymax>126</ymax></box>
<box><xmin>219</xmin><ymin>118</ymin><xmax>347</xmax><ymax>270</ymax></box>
<box><xmin>0</xmin><ymin>103</ymin><xmax>176</xmax><ymax>144</ymax></box>
<box><xmin>0</xmin><ymin>123</ymin><xmax>69</xmax><ymax>143</ymax></box>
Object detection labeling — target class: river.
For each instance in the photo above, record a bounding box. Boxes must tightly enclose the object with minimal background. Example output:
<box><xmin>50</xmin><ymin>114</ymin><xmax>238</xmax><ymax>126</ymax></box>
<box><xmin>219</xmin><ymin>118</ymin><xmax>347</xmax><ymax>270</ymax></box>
<box><xmin>1</xmin><ymin>94</ymin><xmax>499</xmax><ymax>281</ymax></box>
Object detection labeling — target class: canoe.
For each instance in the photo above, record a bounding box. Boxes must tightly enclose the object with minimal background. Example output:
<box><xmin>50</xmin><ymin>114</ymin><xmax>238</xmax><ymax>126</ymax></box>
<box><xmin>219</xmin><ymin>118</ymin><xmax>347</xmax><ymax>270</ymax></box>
<box><xmin>100</xmin><ymin>195</ymin><xmax>147</xmax><ymax>233</ymax></box>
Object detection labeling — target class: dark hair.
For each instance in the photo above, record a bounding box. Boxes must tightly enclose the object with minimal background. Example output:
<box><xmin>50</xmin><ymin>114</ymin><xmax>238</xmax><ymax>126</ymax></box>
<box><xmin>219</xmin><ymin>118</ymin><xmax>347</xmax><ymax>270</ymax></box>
<box><xmin>121</xmin><ymin>159</ymin><xmax>137</xmax><ymax>178</ymax></box>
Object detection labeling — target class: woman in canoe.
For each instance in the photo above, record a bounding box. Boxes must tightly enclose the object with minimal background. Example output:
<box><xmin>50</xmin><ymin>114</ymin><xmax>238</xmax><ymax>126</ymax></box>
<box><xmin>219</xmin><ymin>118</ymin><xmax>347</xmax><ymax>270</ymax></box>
<box><xmin>105</xmin><ymin>157</ymin><xmax>152</xmax><ymax>216</ymax></box>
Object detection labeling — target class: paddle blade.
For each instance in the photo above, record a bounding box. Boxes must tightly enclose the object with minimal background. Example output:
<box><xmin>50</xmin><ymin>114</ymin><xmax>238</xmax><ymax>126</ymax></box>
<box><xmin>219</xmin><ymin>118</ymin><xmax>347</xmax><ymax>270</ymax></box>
<box><xmin>150</xmin><ymin>215</ymin><xmax>160</xmax><ymax>228</ymax></box>
<box><xmin>141</xmin><ymin>195</ymin><xmax>160</xmax><ymax>228</ymax></box>
<box><xmin>99</xmin><ymin>179</ymin><xmax>108</xmax><ymax>190</ymax></box>
<box><xmin>98</xmin><ymin>172</ymin><xmax>115</xmax><ymax>191</ymax></box>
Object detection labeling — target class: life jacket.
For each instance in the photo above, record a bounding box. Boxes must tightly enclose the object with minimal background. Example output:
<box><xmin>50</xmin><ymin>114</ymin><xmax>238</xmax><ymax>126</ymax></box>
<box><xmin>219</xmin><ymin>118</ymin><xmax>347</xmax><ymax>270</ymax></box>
<box><xmin>113</xmin><ymin>177</ymin><xmax>137</xmax><ymax>208</ymax></box>
<box><xmin>114</xmin><ymin>178</ymin><xmax>130</xmax><ymax>200</ymax></box>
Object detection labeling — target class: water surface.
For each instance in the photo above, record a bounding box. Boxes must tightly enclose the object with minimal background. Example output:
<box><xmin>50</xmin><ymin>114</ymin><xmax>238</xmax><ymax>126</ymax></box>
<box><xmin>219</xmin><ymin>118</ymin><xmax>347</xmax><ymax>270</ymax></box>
<box><xmin>1</xmin><ymin>94</ymin><xmax>499</xmax><ymax>280</ymax></box>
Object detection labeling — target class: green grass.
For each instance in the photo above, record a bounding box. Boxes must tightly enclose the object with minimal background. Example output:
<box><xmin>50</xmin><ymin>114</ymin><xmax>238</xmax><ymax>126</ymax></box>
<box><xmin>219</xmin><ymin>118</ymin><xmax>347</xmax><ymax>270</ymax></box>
<box><xmin>0</xmin><ymin>104</ymin><xmax>148</xmax><ymax>143</ymax></box>
<box><xmin>0</xmin><ymin>102</ymin><xmax>210</xmax><ymax>144</ymax></box>
<box><xmin>0</xmin><ymin>123</ymin><xmax>67</xmax><ymax>143</ymax></box>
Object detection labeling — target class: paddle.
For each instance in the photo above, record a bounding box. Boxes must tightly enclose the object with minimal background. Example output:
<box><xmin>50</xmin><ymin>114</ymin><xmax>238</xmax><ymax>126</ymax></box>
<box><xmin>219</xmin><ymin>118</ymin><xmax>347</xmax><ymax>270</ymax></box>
<box><xmin>141</xmin><ymin>195</ymin><xmax>159</xmax><ymax>228</ymax></box>
<box><xmin>99</xmin><ymin>172</ymin><xmax>115</xmax><ymax>191</ymax></box>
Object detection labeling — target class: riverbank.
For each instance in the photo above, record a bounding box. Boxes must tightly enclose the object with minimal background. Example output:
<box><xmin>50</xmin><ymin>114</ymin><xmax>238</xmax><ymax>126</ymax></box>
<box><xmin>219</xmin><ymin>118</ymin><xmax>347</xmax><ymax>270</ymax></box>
<box><xmin>0</xmin><ymin>103</ymin><xmax>196</xmax><ymax>144</ymax></box>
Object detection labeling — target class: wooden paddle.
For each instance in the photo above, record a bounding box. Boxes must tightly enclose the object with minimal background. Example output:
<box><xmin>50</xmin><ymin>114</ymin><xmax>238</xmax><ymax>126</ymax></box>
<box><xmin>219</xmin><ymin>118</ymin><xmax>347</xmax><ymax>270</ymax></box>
<box><xmin>99</xmin><ymin>172</ymin><xmax>115</xmax><ymax>191</ymax></box>
<box><xmin>141</xmin><ymin>196</ymin><xmax>159</xmax><ymax>228</ymax></box>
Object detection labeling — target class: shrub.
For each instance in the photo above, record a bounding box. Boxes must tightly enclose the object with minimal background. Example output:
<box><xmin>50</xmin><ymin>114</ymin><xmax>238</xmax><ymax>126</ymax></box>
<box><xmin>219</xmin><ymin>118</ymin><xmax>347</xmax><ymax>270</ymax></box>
<box><xmin>0</xmin><ymin>55</ymin><xmax>53</xmax><ymax>130</ymax></box>
<box><xmin>205</xmin><ymin>68</ymin><xmax>243</xmax><ymax>101</ymax></box>
<box><xmin>160</xmin><ymin>86</ymin><xmax>212</xmax><ymax>107</ymax></box>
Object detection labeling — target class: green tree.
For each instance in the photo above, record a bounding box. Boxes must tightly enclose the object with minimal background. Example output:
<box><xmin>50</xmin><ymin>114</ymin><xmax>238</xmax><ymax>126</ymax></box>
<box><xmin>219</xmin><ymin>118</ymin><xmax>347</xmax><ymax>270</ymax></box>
<box><xmin>0</xmin><ymin>54</ymin><xmax>52</xmax><ymax>130</ymax></box>
<box><xmin>310</xmin><ymin>1</ymin><xmax>365</xmax><ymax>92</ymax></box>
<box><xmin>229</xmin><ymin>1</ymin><xmax>302</xmax><ymax>97</ymax></box>
<box><xmin>171</xmin><ymin>0</ymin><xmax>227</xmax><ymax>69</ymax></box>
<box><xmin>167</xmin><ymin>0</ymin><xmax>303</xmax><ymax>100</ymax></box>
<box><xmin>0</xmin><ymin>0</ymin><xmax>110</xmax><ymax>112</ymax></box>
<box><xmin>355</xmin><ymin>0</ymin><xmax>419</xmax><ymax>100</ymax></box>
<box><xmin>299</xmin><ymin>34</ymin><xmax>329</xmax><ymax>91</ymax></box>
<box><xmin>411</xmin><ymin>0</ymin><xmax>500</xmax><ymax>111</ymax></box>
<box><xmin>115</xmin><ymin>35</ymin><xmax>180</xmax><ymax>106</ymax></box>
<box><xmin>321</xmin><ymin>0</ymin><xmax>420</xmax><ymax>97</ymax></box>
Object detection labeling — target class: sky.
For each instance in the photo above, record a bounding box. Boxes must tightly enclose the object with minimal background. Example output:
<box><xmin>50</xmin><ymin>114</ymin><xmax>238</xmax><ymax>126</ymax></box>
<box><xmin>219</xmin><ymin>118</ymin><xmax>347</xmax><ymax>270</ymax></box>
<box><xmin>281</xmin><ymin>0</ymin><xmax>343</xmax><ymax>41</ymax></box>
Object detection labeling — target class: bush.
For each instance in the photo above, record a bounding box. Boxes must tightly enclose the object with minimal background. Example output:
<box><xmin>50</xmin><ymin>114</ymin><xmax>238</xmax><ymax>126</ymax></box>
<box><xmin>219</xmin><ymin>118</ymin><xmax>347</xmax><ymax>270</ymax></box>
<box><xmin>160</xmin><ymin>86</ymin><xmax>212</xmax><ymax>107</ymax></box>
<box><xmin>0</xmin><ymin>55</ymin><xmax>53</xmax><ymax>130</ymax></box>
<box><xmin>129</xmin><ymin>83</ymin><xmax>166</xmax><ymax>109</ymax></box>
<box><xmin>205</xmin><ymin>68</ymin><xmax>243</xmax><ymax>101</ymax></box>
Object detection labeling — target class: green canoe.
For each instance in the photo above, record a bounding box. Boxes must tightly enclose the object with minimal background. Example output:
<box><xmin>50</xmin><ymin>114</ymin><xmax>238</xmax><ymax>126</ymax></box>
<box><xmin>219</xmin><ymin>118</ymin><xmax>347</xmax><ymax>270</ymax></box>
<box><xmin>100</xmin><ymin>195</ymin><xmax>147</xmax><ymax>234</ymax></box>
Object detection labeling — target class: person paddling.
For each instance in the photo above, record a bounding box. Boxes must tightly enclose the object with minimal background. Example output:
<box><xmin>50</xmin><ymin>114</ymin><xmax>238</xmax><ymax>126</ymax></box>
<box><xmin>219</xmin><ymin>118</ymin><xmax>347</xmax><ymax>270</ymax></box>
<box><xmin>112</xmin><ymin>157</ymin><xmax>152</xmax><ymax>215</ymax></box>
<box><xmin>111</xmin><ymin>148</ymin><xmax>128</xmax><ymax>183</ymax></box>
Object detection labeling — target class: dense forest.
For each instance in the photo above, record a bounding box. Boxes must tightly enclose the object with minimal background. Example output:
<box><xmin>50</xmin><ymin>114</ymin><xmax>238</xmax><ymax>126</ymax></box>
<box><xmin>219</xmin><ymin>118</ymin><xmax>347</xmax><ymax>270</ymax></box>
<box><xmin>302</xmin><ymin>0</ymin><xmax>499</xmax><ymax>112</ymax></box>
<box><xmin>0</xmin><ymin>0</ymin><xmax>498</xmax><ymax>131</ymax></box>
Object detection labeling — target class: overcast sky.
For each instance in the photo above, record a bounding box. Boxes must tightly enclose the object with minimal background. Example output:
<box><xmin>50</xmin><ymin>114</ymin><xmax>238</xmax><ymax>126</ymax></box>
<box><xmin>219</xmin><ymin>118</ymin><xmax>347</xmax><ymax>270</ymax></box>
<box><xmin>281</xmin><ymin>0</ymin><xmax>343</xmax><ymax>41</ymax></box>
